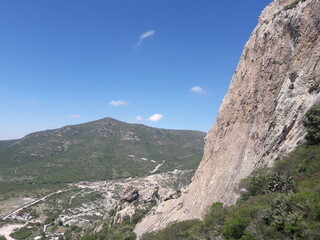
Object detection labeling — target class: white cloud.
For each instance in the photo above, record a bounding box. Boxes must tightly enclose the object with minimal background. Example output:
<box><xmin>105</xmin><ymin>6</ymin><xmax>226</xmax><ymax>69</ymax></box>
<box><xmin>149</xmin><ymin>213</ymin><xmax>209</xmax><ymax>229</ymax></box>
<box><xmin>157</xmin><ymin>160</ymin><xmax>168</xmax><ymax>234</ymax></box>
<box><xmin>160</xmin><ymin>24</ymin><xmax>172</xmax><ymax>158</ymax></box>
<box><xmin>148</xmin><ymin>113</ymin><xmax>163</xmax><ymax>122</ymax></box>
<box><xmin>136</xmin><ymin>30</ymin><xmax>156</xmax><ymax>47</ymax></box>
<box><xmin>190</xmin><ymin>86</ymin><xmax>209</xmax><ymax>95</ymax></box>
<box><xmin>109</xmin><ymin>100</ymin><xmax>128</xmax><ymax>106</ymax></box>
<box><xmin>135</xmin><ymin>115</ymin><xmax>143</xmax><ymax>121</ymax></box>
<box><xmin>69</xmin><ymin>114</ymin><xmax>82</xmax><ymax>118</ymax></box>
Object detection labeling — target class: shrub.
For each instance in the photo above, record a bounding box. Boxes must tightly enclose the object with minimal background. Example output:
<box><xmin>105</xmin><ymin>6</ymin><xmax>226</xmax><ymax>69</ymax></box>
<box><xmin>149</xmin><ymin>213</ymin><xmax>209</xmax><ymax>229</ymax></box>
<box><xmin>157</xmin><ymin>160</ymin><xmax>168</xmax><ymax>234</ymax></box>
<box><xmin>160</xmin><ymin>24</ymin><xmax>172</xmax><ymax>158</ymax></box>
<box><xmin>108</xmin><ymin>208</ymin><xmax>116</xmax><ymax>217</ymax></box>
<box><xmin>289</xmin><ymin>72</ymin><xmax>298</xmax><ymax>82</ymax></box>
<box><xmin>131</xmin><ymin>209</ymin><xmax>149</xmax><ymax>225</ymax></box>
<box><xmin>141</xmin><ymin>220</ymin><xmax>202</xmax><ymax>240</ymax></box>
<box><xmin>304</xmin><ymin>104</ymin><xmax>320</xmax><ymax>145</ymax></box>
<box><xmin>283</xmin><ymin>0</ymin><xmax>304</xmax><ymax>11</ymax></box>
<box><xmin>240</xmin><ymin>175</ymin><xmax>269</xmax><ymax>200</ymax></box>
<box><xmin>240</xmin><ymin>171</ymin><xmax>293</xmax><ymax>200</ymax></box>
<box><xmin>262</xmin><ymin>194</ymin><xmax>305</xmax><ymax>238</ymax></box>
<box><xmin>222</xmin><ymin>207</ymin><xmax>256</xmax><ymax>239</ymax></box>
<box><xmin>268</xmin><ymin>172</ymin><xmax>293</xmax><ymax>192</ymax></box>
<box><xmin>10</xmin><ymin>227</ymin><xmax>33</xmax><ymax>240</ymax></box>
<box><xmin>204</xmin><ymin>202</ymin><xmax>227</xmax><ymax>227</ymax></box>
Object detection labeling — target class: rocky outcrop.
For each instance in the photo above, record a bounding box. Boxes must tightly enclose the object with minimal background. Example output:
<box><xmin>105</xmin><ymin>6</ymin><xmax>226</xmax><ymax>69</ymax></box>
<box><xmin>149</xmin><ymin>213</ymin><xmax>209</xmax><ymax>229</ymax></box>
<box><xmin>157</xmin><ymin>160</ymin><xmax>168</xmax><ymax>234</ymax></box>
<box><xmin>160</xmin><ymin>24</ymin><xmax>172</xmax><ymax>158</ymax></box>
<box><xmin>135</xmin><ymin>0</ymin><xmax>320</xmax><ymax>238</ymax></box>
<box><xmin>108</xmin><ymin>170</ymin><xmax>193</xmax><ymax>224</ymax></box>
<box><xmin>120</xmin><ymin>186</ymin><xmax>139</xmax><ymax>203</ymax></box>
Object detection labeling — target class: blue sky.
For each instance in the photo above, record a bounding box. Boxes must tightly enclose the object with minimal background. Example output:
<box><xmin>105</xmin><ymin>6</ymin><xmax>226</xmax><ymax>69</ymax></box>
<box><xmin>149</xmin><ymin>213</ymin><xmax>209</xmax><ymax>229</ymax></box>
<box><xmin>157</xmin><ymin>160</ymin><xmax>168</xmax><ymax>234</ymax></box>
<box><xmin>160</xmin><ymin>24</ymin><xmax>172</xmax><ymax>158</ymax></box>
<box><xmin>0</xmin><ymin>0</ymin><xmax>273</xmax><ymax>140</ymax></box>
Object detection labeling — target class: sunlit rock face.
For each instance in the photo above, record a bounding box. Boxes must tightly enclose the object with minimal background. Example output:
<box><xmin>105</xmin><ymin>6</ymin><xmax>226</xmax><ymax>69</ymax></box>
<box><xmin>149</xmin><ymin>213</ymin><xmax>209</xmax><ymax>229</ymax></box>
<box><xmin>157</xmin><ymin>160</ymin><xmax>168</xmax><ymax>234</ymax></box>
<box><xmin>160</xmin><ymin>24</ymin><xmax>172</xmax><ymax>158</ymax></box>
<box><xmin>135</xmin><ymin>0</ymin><xmax>320</xmax><ymax>238</ymax></box>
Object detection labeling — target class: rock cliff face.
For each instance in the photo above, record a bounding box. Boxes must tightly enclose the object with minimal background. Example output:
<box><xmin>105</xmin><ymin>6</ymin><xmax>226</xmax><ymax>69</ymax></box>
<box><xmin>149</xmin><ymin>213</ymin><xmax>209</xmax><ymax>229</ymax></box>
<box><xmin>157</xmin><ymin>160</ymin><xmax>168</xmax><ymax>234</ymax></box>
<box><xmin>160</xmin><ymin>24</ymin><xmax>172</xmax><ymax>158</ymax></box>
<box><xmin>135</xmin><ymin>0</ymin><xmax>320</xmax><ymax>237</ymax></box>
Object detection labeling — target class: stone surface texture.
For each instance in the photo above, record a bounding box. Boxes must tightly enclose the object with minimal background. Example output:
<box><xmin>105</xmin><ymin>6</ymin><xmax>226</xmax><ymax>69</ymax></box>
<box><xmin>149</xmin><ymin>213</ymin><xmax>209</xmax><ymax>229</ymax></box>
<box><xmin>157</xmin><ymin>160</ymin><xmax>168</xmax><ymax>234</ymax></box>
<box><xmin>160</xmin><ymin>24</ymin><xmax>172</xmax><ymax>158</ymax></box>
<box><xmin>135</xmin><ymin>0</ymin><xmax>320</xmax><ymax>238</ymax></box>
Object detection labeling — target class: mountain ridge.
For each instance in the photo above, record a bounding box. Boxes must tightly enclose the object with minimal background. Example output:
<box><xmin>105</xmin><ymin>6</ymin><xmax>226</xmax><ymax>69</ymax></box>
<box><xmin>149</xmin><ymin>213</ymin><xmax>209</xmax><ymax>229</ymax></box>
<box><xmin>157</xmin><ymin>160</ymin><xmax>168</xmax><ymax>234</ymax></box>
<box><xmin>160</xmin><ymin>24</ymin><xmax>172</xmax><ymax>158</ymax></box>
<box><xmin>11</xmin><ymin>117</ymin><xmax>205</xmax><ymax>141</ymax></box>
<box><xmin>0</xmin><ymin>117</ymin><xmax>205</xmax><ymax>198</ymax></box>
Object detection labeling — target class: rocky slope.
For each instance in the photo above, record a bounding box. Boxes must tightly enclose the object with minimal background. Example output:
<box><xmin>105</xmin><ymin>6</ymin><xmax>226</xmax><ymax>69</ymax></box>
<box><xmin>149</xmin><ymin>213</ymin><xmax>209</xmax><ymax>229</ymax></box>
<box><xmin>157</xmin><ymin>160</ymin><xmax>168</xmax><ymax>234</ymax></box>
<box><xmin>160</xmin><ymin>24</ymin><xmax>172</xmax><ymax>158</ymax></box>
<box><xmin>1</xmin><ymin>170</ymin><xmax>194</xmax><ymax>240</ymax></box>
<box><xmin>135</xmin><ymin>0</ymin><xmax>320</xmax><ymax>237</ymax></box>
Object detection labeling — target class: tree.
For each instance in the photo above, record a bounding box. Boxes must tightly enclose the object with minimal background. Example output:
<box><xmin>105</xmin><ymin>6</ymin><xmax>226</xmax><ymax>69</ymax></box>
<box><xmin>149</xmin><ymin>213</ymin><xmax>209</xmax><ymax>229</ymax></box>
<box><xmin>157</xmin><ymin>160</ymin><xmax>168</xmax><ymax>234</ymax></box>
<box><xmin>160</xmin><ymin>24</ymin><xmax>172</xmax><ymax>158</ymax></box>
<box><xmin>304</xmin><ymin>104</ymin><xmax>320</xmax><ymax>145</ymax></box>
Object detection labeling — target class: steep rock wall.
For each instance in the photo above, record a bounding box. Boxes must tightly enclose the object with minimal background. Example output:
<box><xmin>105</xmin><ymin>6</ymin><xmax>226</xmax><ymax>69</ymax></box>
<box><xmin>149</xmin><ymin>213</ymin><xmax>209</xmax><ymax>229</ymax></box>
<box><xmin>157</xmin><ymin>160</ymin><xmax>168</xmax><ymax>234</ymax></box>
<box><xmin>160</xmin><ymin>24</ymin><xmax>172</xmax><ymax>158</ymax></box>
<box><xmin>135</xmin><ymin>0</ymin><xmax>320</xmax><ymax>237</ymax></box>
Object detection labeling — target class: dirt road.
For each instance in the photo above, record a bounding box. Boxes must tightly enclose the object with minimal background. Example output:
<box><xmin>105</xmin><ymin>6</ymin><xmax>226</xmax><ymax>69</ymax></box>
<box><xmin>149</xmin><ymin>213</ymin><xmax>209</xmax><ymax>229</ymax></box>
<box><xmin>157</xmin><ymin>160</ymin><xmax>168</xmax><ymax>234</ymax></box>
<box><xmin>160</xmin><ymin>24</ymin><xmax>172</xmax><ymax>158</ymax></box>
<box><xmin>2</xmin><ymin>189</ymin><xmax>66</xmax><ymax>220</ymax></box>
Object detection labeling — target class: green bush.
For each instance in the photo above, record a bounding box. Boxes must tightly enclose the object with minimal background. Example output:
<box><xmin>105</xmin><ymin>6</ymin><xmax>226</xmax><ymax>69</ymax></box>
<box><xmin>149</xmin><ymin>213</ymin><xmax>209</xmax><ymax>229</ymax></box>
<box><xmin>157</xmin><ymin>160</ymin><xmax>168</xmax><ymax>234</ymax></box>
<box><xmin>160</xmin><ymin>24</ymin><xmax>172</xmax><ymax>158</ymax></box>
<box><xmin>222</xmin><ymin>207</ymin><xmax>256</xmax><ymax>239</ymax></box>
<box><xmin>10</xmin><ymin>227</ymin><xmax>33</xmax><ymax>240</ymax></box>
<box><xmin>240</xmin><ymin>171</ymin><xmax>293</xmax><ymax>200</ymax></box>
<box><xmin>108</xmin><ymin>208</ymin><xmax>116</xmax><ymax>217</ymax></box>
<box><xmin>304</xmin><ymin>104</ymin><xmax>320</xmax><ymax>145</ymax></box>
<box><xmin>82</xmin><ymin>221</ymin><xmax>137</xmax><ymax>240</ymax></box>
<box><xmin>141</xmin><ymin>220</ymin><xmax>202</xmax><ymax>240</ymax></box>
<box><xmin>204</xmin><ymin>202</ymin><xmax>227</xmax><ymax>227</ymax></box>
<box><xmin>240</xmin><ymin>174</ymin><xmax>269</xmax><ymax>199</ymax></box>
<box><xmin>289</xmin><ymin>72</ymin><xmax>298</xmax><ymax>82</ymax></box>
<box><xmin>131</xmin><ymin>209</ymin><xmax>148</xmax><ymax>225</ymax></box>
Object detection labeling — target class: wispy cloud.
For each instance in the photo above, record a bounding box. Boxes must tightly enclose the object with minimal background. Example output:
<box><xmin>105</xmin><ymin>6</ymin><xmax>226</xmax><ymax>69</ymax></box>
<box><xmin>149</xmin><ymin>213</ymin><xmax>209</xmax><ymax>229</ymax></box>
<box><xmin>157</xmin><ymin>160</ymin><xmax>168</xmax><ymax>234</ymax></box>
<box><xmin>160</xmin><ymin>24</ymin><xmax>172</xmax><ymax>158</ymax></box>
<box><xmin>136</xmin><ymin>30</ymin><xmax>156</xmax><ymax>47</ymax></box>
<box><xmin>69</xmin><ymin>114</ymin><xmax>82</xmax><ymax>118</ymax></box>
<box><xmin>18</xmin><ymin>100</ymin><xmax>38</xmax><ymax>105</ymax></box>
<box><xmin>135</xmin><ymin>115</ymin><xmax>143</xmax><ymax>121</ymax></box>
<box><xmin>148</xmin><ymin>113</ymin><xmax>163</xmax><ymax>122</ymax></box>
<box><xmin>27</xmin><ymin>100</ymin><xmax>37</xmax><ymax>104</ymax></box>
<box><xmin>109</xmin><ymin>100</ymin><xmax>129</xmax><ymax>106</ymax></box>
<box><xmin>190</xmin><ymin>86</ymin><xmax>210</xmax><ymax>95</ymax></box>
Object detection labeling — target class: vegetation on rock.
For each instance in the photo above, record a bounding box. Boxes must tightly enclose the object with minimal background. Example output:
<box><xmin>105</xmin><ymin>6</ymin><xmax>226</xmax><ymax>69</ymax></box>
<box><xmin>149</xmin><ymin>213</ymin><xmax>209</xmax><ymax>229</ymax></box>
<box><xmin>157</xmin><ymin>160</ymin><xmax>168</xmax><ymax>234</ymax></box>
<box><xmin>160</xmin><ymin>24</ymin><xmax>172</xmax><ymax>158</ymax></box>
<box><xmin>82</xmin><ymin>216</ymin><xmax>141</xmax><ymax>240</ymax></box>
<box><xmin>304</xmin><ymin>104</ymin><xmax>320</xmax><ymax>145</ymax></box>
<box><xmin>283</xmin><ymin>0</ymin><xmax>306</xmax><ymax>11</ymax></box>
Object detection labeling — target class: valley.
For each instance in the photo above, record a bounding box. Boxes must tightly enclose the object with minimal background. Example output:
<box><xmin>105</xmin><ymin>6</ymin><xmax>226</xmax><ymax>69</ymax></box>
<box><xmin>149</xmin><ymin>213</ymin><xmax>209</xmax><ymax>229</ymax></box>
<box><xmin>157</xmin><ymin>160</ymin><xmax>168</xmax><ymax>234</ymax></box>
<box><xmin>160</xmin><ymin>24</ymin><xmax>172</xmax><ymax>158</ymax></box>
<box><xmin>0</xmin><ymin>170</ymin><xmax>194</xmax><ymax>240</ymax></box>
<box><xmin>0</xmin><ymin>118</ymin><xmax>205</xmax><ymax>240</ymax></box>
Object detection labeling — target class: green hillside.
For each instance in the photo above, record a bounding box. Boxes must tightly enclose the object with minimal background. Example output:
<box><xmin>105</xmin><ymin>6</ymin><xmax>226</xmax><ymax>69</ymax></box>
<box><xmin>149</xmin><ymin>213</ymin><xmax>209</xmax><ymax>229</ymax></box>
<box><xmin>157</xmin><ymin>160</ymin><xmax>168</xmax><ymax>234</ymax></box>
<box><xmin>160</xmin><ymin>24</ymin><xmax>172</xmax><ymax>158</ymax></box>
<box><xmin>0</xmin><ymin>118</ymin><xmax>205</xmax><ymax>198</ymax></box>
<box><xmin>0</xmin><ymin>140</ymin><xmax>16</xmax><ymax>150</ymax></box>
